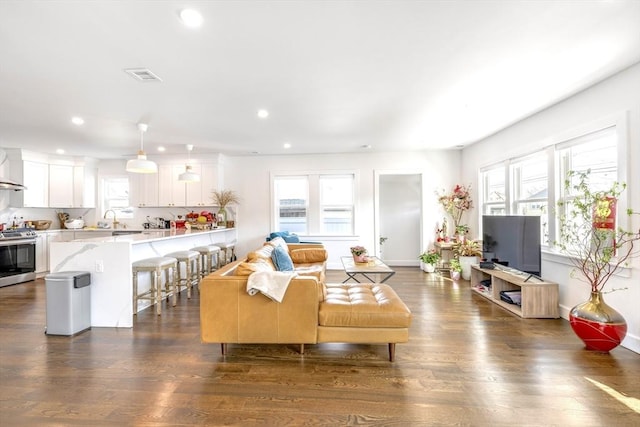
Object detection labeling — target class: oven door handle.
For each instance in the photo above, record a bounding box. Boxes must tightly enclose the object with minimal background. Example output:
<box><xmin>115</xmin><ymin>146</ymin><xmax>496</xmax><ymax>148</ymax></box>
<box><xmin>0</xmin><ymin>239</ymin><xmax>36</xmax><ymax>247</ymax></box>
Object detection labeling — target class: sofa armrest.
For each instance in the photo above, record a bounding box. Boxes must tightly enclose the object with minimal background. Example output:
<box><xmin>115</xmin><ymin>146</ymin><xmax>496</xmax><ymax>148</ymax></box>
<box><xmin>200</xmin><ymin>264</ymin><xmax>320</xmax><ymax>345</ymax></box>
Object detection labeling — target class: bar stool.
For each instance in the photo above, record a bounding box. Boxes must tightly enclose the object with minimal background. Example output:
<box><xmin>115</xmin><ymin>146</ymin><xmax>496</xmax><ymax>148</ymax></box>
<box><xmin>164</xmin><ymin>250</ymin><xmax>200</xmax><ymax>298</ymax></box>
<box><xmin>191</xmin><ymin>245</ymin><xmax>221</xmax><ymax>279</ymax></box>
<box><xmin>132</xmin><ymin>256</ymin><xmax>178</xmax><ymax>316</ymax></box>
<box><xmin>218</xmin><ymin>241</ymin><xmax>237</xmax><ymax>266</ymax></box>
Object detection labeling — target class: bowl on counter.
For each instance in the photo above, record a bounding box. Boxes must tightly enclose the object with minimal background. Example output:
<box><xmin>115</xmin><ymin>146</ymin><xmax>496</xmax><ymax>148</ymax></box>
<box><xmin>64</xmin><ymin>219</ymin><xmax>85</xmax><ymax>229</ymax></box>
<box><xmin>33</xmin><ymin>220</ymin><xmax>52</xmax><ymax>230</ymax></box>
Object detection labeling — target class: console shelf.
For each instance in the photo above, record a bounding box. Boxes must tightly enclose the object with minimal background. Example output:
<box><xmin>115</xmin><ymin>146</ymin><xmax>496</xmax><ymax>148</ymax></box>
<box><xmin>470</xmin><ymin>265</ymin><xmax>559</xmax><ymax>318</ymax></box>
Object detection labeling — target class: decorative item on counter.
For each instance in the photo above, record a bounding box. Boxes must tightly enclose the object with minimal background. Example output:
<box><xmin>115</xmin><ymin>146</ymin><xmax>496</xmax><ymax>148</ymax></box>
<box><xmin>211</xmin><ymin>189</ymin><xmax>240</xmax><ymax>227</ymax></box>
<box><xmin>57</xmin><ymin>211</ymin><xmax>70</xmax><ymax>228</ymax></box>
<box><xmin>33</xmin><ymin>220</ymin><xmax>52</xmax><ymax>230</ymax></box>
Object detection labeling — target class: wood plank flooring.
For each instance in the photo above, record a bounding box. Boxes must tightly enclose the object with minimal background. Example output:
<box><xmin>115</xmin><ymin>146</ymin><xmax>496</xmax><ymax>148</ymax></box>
<box><xmin>1</xmin><ymin>268</ymin><xmax>639</xmax><ymax>426</ymax></box>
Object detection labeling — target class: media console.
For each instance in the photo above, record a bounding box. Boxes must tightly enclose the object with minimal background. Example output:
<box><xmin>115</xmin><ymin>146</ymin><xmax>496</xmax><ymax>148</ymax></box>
<box><xmin>470</xmin><ymin>265</ymin><xmax>559</xmax><ymax>318</ymax></box>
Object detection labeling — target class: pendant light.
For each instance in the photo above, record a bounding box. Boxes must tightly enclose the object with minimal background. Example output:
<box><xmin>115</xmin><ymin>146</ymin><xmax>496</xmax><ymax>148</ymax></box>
<box><xmin>178</xmin><ymin>144</ymin><xmax>200</xmax><ymax>182</ymax></box>
<box><xmin>126</xmin><ymin>123</ymin><xmax>158</xmax><ymax>173</ymax></box>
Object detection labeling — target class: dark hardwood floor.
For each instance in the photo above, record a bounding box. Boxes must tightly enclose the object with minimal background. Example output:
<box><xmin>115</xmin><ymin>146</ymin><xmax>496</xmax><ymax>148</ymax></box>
<box><xmin>1</xmin><ymin>268</ymin><xmax>638</xmax><ymax>426</ymax></box>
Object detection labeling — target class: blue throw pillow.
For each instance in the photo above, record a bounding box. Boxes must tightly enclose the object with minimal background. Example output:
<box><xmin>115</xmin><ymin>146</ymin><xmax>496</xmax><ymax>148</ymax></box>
<box><xmin>268</xmin><ymin>231</ymin><xmax>300</xmax><ymax>243</ymax></box>
<box><xmin>271</xmin><ymin>245</ymin><xmax>295</xmax><ymax>271</ymax></box>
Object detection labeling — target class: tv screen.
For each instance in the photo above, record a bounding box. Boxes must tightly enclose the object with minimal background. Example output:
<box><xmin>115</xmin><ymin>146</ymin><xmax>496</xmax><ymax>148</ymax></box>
<box><xmin>482</xmin><ymin>215</ymin><xmax>541</xmax><ymax>276</ymax></box>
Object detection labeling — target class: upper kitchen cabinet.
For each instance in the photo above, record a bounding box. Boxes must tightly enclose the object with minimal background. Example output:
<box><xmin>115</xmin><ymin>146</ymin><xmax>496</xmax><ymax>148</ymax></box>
<box><xmin>130</xmin><ymin>172</ymin><xmax>159</xmax><ymax>207</ymax></box>
<box><xmin>7</xmin><ymin>149</ymin><xmax>97</xmax><ymax>208</ymax></box>
<box><xmin>185</xmin><ymin>163</ymin><xmax>220</xmax><ymax>206</ymax></box>
<box><xmin>158</xmin><ymin>164</ymin><xmax>187</xmax><ymax>207</ymax></box>
<box><xmin>17</xmin><ymin>160</ymin><xmax>49</xmax><ymax>207</ymax></box>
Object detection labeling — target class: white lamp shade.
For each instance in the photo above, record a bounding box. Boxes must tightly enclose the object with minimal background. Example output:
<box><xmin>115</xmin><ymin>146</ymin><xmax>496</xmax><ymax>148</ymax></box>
<box><xmin>126</xmin><ymin>153</ymin><xmax>158</xmax><ymax>173</ymax></box>
<box><xmin>178</xmin><ymin>165</ymin><xmax>200</xmax><ymax>182</ymax></box>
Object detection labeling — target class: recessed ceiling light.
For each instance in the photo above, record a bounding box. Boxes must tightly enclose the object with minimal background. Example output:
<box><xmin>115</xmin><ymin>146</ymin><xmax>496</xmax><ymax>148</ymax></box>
<box><xmin>157</xmin><ymin>146</ymin><xmax>166</xmax><ymax>152</ymax></box>
<box><xmin>361</xmin><ymin>144</ymin><xmax>372</xmax><ymax>149</ymax></box>
<box><xmin>56</xmin><ymin>148</ymin><xmax>65</xmax><ymax>155</ymax></box>
<box><xmin>257</xmin><ymin>109</ymin><xmax>269</xmax><ymax>119</ymax></box>
<box><xmin>283</xmin><ymin>143</ymin><xmax>291</xmax><ymax>149</ymax></box>
<box><xmin>179</xmin><ymin>9</ymin><xmax>203</xmax><ymax>28</ymax></box>
<box><xmin>71</xmin><ymin>116</ymin><xmax>84</xmax><ymax>126</ymax></box>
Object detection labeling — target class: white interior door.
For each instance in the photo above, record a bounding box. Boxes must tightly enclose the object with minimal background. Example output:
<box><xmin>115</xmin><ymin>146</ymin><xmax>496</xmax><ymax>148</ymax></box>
<box><xmin>377</xmin><ymin>173</ymin><xmax>422</xmax><ymax>266</ymax></box>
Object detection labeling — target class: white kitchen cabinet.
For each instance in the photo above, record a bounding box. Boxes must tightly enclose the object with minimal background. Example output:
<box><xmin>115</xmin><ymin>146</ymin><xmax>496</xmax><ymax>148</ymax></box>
<box><xmin>158</xmin><ymin>164</ymin><xmax>187</xmax><ymax>207</ymax></box>
<box><xmin>35</xmin><ymin>233</ymin><xmax>48</xmax><ymax>275</ymax></box>
<box><xmin>48</xmin><ymin>164</ymin><xmax>74</xmax><ymax>208</ymax></box>
<box><xmin>12</xmin><ymin>160</ymin><xmax>49</xmax><ymax>207</ymax></box>
<box><xmin>73</xmin><ymin>163</ymin><xmax>97</xmax><ymax>208</ymax></box>
<box><xmin>185</xmin><ymin>163</ymin><xmax>219</xmax><ymax>206</ymax></box>
<box><xmin>131</xmin><ymin>172</ymin><xmax>159</xmax><ymax>207</ymax></box>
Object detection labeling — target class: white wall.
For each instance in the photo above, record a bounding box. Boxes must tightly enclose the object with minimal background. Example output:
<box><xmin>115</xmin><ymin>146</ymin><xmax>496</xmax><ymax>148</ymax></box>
<box><xmin>462</xmin><ymin>62</ymin><xmax>640</xmax><ymax>353</ymax></box>
<box><xmin>223</xmin><ymin>150</ymin><xmax>460</xmax><ymax>269</ymax></box>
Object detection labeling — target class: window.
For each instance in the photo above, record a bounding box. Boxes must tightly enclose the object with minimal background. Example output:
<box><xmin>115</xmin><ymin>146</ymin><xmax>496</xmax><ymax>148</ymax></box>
<box><xmin>480</xmin><ymin>123</ymin><xmax>620</xmax><ymax>250</ymax></box>
<box><xmin>274</xmin><ymin>176</ymin><xmax>308</xmax><ymax>234</ymax></box>
<box><xmin>481</xmin><ymin>166</ymin><xmax>506</xmax><ymax>215</ymax></box>
<box><xmin>272</xmin><ymin>172</ymin><xmax>355</xmax><ymax>235</ymax></box>
<box><xmin>102</xmin><ymin>177</ymin><xmax>133</xmax><ymax>219</ymax></box>
<box><xmin>511</xmin><ymin>153</ymin><xmax>549</xmax><ymax>243</ymax></box>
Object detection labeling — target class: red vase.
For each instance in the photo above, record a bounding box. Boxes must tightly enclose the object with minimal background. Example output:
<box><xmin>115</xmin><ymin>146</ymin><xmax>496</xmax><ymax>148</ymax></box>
<box><xmin>569</xmin><ymin>291</ymin><xmax>627</xmax><ymax>352</ymax></box>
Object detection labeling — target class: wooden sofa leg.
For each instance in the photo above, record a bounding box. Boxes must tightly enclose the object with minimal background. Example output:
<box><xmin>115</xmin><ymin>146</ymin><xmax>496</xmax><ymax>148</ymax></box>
<box><xmin>300</xmin><ymin>344</ymin><xmax>304</xmax><ymax>354</ymax></box>
<box><xmin>388</xmin><ymin>343</ymin><xmax>396</xmax><ymax>362</ymax></box>
<box><xmin>220</xmin><ymin>343</ymin><xmax>227</xmax><ymax>355</ymax></box>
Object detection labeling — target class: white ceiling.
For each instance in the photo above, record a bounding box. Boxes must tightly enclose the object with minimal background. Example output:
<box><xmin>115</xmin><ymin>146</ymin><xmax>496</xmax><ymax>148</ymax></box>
<box><xmin>1</xmin><ymin>1</ymin><xmax>639</xmax><ymax>160</ymax></box>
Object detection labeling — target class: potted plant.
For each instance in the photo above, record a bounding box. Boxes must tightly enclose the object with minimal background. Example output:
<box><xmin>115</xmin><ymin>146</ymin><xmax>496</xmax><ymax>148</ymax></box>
<box><xmin>556</xmin><ymin>170</ymin><xmax>640</xmax><ymax>352</ymax></box>
<box><xmin>350</xmin><ymin>245</ymin><xmax>368</xmax><ymax>263</ymax></box>
<box><xmin>449</xmin><ymin>258</ymin><xmax>462</xmax><ymax>280</ymax></box>
<box><xmin>454</xmin><ymin>239</ymin><xmax>482</xmax><ymax>280</ymax></box>
<box><xmin>419</xmin><ymin>249</ymin><xmax>440</xmax><ymax>273</ymax></box>
<box><xmin>211</xmin><ymin>189</ymin><xmax>240</xmax><ymax>227</ymax></box>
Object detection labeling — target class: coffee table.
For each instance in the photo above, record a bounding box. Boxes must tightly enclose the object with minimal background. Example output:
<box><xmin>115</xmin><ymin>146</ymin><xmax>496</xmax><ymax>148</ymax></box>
<box><xmin>341</xmin><ymin>256</ymin><xmax>396</xmax><ymax>283</ymax></box>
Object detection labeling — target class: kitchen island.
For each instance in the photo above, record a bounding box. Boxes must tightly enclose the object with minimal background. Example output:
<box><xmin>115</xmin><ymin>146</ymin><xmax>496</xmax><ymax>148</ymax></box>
<box><xmin>49</xmin><ymin>228</ymin><xmax>235</xmax><ymax>328</ymax></box>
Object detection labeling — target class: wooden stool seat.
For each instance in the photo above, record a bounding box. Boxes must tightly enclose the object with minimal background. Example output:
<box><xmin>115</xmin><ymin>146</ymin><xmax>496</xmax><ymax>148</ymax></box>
<box><xmin>164</xmin><ymin>250</ymin><xmax>200</xmax><ymax>298</ymax></box>
<box><xmin>191</xmin><ymin>245</ymin><xmax>221</xmax><ymax>278</ymax></box>
<box><xmin>132</xmin><ymin>256</ymin><xmax>178</xmax><ymax>315</ymax></box>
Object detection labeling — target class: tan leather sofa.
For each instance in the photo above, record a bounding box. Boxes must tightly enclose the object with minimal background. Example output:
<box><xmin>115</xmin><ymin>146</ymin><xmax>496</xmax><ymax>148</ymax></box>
<box><xmin>200</xmin><ymin>239</ymin><xmax>412</xmax><ymax>361</ymax></box>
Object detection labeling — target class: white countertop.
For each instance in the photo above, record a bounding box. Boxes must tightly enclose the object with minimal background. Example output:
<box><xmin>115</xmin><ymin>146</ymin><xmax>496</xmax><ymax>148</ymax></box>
<box><xmin>68</xmin><ymin>227</ymin><xmax>233</xmax><ymax>244</ymax></box>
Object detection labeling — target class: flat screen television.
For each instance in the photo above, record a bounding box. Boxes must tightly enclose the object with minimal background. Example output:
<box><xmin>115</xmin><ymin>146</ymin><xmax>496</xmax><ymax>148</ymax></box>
<box><xmin>481</xmin><ymin>215</ymin><xmax>541</xmax><ymax>276</ymax></box>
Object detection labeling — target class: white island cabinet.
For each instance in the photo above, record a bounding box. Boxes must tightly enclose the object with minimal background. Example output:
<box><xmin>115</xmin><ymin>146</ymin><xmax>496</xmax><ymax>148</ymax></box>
<box><xmin>49</xmin><ymin>228</ymin><xmax>236</xmax><ymax>328</ymax></box>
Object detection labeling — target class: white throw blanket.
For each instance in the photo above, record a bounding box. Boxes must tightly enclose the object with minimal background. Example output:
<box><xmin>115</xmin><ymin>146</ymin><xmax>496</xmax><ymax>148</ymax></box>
<box><xmin>247</xmin><ymin>271</ymin><xmax>298</xmax><ymax>303</ymax></box>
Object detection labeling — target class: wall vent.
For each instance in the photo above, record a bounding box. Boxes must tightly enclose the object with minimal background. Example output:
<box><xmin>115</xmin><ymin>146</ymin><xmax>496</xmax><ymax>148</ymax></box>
<box><xmin>124</xmin><ymin>68</ymin><xmax>162</xmax><ymax>82</ymax></box>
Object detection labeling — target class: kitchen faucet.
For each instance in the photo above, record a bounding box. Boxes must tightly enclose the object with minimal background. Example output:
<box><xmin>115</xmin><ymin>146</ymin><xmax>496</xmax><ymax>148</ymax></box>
<box><xmin>104</xmin><ymin>210</ymin><xmax>119</xmax><ymax>229</ymax></box>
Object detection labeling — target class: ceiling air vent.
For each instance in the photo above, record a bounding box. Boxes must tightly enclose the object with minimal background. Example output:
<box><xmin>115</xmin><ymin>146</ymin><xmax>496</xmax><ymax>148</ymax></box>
<box><xmin>124</xmin><ymin>68</ymin><xmax>162</xmax><ymax>82</ymax></box>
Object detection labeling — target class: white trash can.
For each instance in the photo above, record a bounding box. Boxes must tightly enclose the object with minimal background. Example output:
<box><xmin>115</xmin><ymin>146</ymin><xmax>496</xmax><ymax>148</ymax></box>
<box><xmin>45</xmin><ymin>271</ymin><xmax>91</xmax><ymax>335</ymax></box>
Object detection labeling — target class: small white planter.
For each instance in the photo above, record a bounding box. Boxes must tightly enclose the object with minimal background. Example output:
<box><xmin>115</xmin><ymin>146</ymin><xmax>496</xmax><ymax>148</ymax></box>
<box><xmin>458</xmin><ymin>256</ymin><xmax>478</xmax><ymax>280</ymax></box>
<box><xmin>451</xmin><ymin>270</ymin><xmax>461</xmax><ymax>280</ymax></box>
<box><xmin>423</xmin><ymin>263</ymin><xmax>436</xmax><ymax>273</ymax></box>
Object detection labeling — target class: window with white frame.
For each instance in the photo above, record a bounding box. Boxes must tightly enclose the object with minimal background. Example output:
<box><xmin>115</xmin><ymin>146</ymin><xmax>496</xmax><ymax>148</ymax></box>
<box><xmin>481</xmin><ymin>166</ymin><xmax>506</xmax><ymax>215</ymax></box>
<box><xmin>511</xmin><ymin>152</ymin><xmax>549</xmax><ymax>243</ymax></box>
<box><xmin>479</xmin><ymin>123</ymin><xmax>619</xmax><ymax>250</ymax></box>
<box><xmin>272</xmin><ymin>172</ymin><xmax>355</xmax><ymax>235</ymax></box>
<box><xmin>102</xmin><ymin>177</ymin><xmax>133</xmax><ymax>219</ymax></box>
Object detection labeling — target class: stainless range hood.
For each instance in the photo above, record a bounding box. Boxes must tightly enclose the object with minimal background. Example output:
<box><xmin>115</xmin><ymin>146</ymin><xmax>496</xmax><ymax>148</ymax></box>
<box><xmin>0</xmin><ymin>178</ymin><xmax>26</xmax><ymax>191</ymax></box>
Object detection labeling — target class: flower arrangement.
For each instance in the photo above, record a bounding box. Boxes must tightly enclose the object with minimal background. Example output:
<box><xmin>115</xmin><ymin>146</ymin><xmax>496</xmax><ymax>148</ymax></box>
<box><xmin>437</xmin><ymin>184</ymin><xmax>473</xmax><ymax>230</ymax></box>
<box><xmin>419</xmin><ymin>249</ymin><xmax>440</xmax><ymax>265</ymax></box>
<box><xmin>454</xmin><ymin>239</ymin><xmax>482</xmax><ymax>257</ymax></box>
<box><xmin>350</xmin><ymin>246</ymin><xmax>368</xmax><ymax>256</ymax></box>
<box><xmin>211</xmin><ymin>189</ymin><xmax>240</xmax><ymax>208</ymax></box>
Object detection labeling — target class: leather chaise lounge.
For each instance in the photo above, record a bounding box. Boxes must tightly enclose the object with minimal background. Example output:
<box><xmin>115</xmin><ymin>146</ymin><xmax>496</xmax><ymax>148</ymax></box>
<box><xmin>199</xmin><ymin>238</ymin><xmax>412</xmax><ymax>361</ymax></box>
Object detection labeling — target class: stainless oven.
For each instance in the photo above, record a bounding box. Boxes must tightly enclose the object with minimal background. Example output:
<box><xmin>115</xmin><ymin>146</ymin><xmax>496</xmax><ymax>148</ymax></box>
<box><xmin>0</xmin><ymin>229</ymin><xmax>37</xmax><ymax>287</ymax></box>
